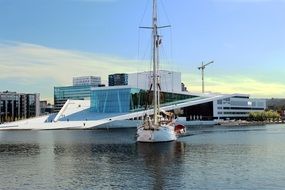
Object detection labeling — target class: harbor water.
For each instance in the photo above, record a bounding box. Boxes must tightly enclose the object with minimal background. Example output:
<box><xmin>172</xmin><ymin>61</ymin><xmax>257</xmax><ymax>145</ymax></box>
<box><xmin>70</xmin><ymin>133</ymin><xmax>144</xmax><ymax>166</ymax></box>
<box><xmin>1</xmin><ymin>124</ymin><xmax>285</xmax><ymax>189</ymax></box>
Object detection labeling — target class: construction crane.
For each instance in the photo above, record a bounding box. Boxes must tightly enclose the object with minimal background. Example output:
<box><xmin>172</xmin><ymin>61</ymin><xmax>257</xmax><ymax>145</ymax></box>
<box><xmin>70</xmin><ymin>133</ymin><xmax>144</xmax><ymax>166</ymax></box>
<box><xmin>198</xmin><ymin>61</ymin><xmax>214</xmax><ymax>93</ymax></box>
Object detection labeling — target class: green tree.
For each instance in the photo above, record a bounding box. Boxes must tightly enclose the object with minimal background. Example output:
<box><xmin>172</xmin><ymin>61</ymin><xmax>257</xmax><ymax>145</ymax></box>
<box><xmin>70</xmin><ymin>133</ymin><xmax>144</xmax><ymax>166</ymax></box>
<box><xmin>248</xmin><ymin>110</ymin><xmax>280</xmax><ymax>121</ymax></box>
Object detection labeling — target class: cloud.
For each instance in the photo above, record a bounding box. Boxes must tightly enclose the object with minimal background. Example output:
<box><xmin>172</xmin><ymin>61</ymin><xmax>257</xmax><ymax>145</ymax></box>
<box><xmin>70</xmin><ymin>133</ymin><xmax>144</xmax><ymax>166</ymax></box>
<box><xmin>0</xmin><ymin>41</ymin><xmax>146</xmax><ymax>81</ymax></box>
<box><xmin>0</xmin><ymin>41</ymin><xmax>283</xmax><ymax>102</ymax></box>
<box><xmin>182</xmin><ymin>74</ymin><xmax>285</xmax><ymax>98</ymax></box>
<box><xmin>0</xmin><ymin>41</ymin><xmax>146</xmax><ymax>101</ymax></box>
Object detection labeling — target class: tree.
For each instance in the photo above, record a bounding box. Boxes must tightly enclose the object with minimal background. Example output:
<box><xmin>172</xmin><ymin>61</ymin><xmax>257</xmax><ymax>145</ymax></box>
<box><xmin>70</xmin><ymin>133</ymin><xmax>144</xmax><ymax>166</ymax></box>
<box><xmin>248</xmin><ymin>110</ymin><xmax>280</xmax><ymax>121</ymax></box>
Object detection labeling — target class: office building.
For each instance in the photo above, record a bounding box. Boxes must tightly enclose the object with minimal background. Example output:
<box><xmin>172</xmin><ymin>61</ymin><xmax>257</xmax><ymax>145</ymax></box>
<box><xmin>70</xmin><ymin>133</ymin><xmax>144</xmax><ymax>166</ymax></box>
<box><xmin>40</xmin><ymin>100</ymin><xmax>54</xmax><ymax>115</ymax></box>
<box><xmin>73</xmin><ymin>76</ymin><xmax>101</xmax><ymax>86</ymax></box>
<box><xmin>183</xmin><ymin>94</ymin><xmax>266</xmax><ymax>120</ymax></box>
<box><xmin>108</xmin><ymin>73</ymin><xmax>128</xmax><ymax>86</ymax></box>
<box><xmin>0</xmin><ymin>91</ymin><xmax>40</xmax><ymax>123</ymax></box>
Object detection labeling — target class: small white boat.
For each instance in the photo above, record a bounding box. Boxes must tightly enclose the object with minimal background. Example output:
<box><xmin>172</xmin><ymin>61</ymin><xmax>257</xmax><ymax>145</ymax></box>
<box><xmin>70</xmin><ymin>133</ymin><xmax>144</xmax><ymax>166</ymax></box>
<box><xmin>136</xmin><ymin>0</ymin><xmax>186</xmax><ymax>143</ymax></box>
<box><xmin>137</xmin><ymin>114</ymin><xmax>178</xmax><ymax>142</ymax></box>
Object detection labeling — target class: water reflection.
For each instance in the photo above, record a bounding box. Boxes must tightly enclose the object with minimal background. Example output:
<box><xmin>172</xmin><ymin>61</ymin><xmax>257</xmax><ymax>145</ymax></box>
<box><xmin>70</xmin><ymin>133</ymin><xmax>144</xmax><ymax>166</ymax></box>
<box><xmin>50</xmin><ymin>141</ymin><xmax>186</xmax><ymax>189</ymax></box>
<box><xmin>1</xmin><ymin>126</ymin><xmax>285</xmax><ymax>189</ymax></box>
<box><xmin>0</xmin><ymin>143</ymin><xmax>40</xmax><ymax>155</ymax></box>
<box><xmin>136</xmin><ymin>142</ymin><xmax>186</xmax><ymax>189</ymax></box>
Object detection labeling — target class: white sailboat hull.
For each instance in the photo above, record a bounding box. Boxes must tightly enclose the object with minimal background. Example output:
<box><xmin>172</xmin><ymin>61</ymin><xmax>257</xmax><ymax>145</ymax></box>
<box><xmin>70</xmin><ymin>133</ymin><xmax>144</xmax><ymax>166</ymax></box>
<box><xmin>136</xmin><ymin>125</ymin><xmax>177</xmax><ymax>143</ymax></box>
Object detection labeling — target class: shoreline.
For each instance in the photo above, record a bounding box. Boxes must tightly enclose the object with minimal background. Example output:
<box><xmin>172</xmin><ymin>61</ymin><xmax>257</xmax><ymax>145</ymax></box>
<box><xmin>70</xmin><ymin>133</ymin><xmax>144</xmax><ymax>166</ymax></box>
<box><xmin>217</xmin><ymin>120</ymin><xmax>285</xmax><ymax>127</ymax></box>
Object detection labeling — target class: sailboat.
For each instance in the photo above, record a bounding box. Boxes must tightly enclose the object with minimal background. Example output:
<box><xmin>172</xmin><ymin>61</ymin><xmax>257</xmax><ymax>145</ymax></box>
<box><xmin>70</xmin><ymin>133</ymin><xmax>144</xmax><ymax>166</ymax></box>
<box><xmin>136</xmin><ymin>0</ymin><xmax>186</xmax><ymax>143</ymax></box>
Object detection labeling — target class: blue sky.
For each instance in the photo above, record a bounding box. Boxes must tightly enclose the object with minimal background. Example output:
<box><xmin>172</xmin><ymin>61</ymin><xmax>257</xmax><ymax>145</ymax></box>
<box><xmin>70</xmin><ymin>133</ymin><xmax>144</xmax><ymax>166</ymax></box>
<box><xmin>0</xmin><ymin>0</ymin><xmax>285</xmax><ymax>102</ymax></box>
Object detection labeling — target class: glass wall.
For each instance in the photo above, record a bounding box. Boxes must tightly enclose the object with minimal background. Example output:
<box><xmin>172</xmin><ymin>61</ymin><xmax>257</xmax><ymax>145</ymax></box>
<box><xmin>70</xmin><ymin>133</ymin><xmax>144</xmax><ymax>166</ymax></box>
<box><xmin>54</xmin><ymin>85</ymin><xmax>92</xmax><ymax>112</ymax></box>
<box><xmin>91</xmin><ymin>88</ymin><xmax>131</xmax><ymax>113</ymax></box>
<box><xmin>26</xmin><ymin>94</ymin><xmax>36</xmax><ymax>118</ymax></box>
<box><xmin>91</xmin><ymin>87</ymin><xmax>196</xmax><ymax>113</ymax></box>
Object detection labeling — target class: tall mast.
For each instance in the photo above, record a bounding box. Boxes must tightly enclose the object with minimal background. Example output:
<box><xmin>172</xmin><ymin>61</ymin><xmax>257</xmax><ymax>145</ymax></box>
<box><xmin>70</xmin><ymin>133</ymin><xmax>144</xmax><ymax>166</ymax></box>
<box><xmin>152</xmin><ymin>0</ymin><xmax>159</xmax><ymax>125</ymax></box>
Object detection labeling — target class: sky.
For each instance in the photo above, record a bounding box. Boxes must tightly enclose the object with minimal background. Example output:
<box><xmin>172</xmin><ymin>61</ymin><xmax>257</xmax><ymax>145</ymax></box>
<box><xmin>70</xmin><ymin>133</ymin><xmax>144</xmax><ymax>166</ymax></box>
<box><xmin>0</xmin><ymin>0</ymin><xmax>285</xmax><ymax>102</ymax></box>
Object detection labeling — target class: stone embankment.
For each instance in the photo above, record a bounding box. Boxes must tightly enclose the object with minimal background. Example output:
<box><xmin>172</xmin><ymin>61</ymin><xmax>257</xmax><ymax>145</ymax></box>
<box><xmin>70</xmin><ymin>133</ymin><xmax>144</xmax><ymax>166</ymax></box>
<box><xmin>217</xmin><ymin>120</ymin><xmax>285</xmax><ymax>126</ymax></box>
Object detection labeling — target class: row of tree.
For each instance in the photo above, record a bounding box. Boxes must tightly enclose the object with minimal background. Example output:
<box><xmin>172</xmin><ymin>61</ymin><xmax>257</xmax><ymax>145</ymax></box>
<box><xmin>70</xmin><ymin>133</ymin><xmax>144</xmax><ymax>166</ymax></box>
<box><xmin>248</xmin><ymin>110</ymin><xmax>281</xmax><ymax>121</ymax></box>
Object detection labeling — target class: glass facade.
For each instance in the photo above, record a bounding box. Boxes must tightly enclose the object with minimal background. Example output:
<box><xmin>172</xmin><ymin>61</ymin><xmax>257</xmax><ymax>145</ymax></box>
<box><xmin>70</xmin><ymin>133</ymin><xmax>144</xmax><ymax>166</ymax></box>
<box><xmin>0</xmin><ymin>92</ymin><xmax>39</xmax><ymax>122</ymax></box>
<box><xmin>54</xmin><ymin>85</ymin><xmax>92</xmax><ymax>112</ymax></box>
<box><xmin>91</xmin><ymin>88</ymin><xmax>131</xmax><ymax>113</ymax></box>
<box><xmin>26</xmin><ymin>94</ymin><xmax>37</xmax><ymax>118</ymax></box>
<box><xmin>90</xmin><ymin>87</ymin><xmax>195</xmax><ymax>113</ymax></box>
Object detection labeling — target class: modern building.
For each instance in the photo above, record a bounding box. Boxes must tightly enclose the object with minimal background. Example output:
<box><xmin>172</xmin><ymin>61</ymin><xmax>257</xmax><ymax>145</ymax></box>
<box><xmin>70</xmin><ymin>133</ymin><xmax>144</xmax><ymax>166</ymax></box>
<box><xmin>183</xmin><ymin>94</ymin><xmax>266</xmax><ymax>120</ymax></box>
<box><xmin>90</xmin><ymin>86</ymin><xmax>194</xmax><ymax>113</ymax></box>
<box><xmin>0</xmin><ymin>91</ymin><xmax>40</xmax><ymax>123</ymax></box>
<box><xmin>54</xmin><ymin>85</ymin><xmax>93</xmax><ymax>112</ymax></box>
<box><xmin>90</xmin><ymin>86</ymin><xmax>265</xmax><ymax>120</ymax></box>
<box><xmin>213</xmin><ymin>95</ymin><xmax>265</xmax><ymax>120</ymax></box>
<box><xmin>108</xmin><ymin>73</ymin><xmax>128</xmax><ymax>86</ymax></box>
<box><xmin>0</xmin><ymin>88</ymin><xmax>266</xmax><ymax>130</ymax></box>
<box><xmin>56</xmin><ymin>71</ymin><xmax>266</xmax><ymax>118</ymax></box>
<box><xmin>73</xmin><ymin>76</ymin><xmax>101</xmax><ymax>86</ymax></box>
<box><xmin>54</xmin><ymin>76</ymin><xmax>102</xmax><ymax>112</ymax></box>
<box><xmin>2</xmin><ymin>71</ymin><xmax>265</xmax><ymax>129</ymax></box>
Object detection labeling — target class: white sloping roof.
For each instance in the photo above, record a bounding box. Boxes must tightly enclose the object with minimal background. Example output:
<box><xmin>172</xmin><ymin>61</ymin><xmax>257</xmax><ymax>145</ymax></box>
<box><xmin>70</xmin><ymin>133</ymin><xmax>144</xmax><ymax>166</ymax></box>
<box><xmin>0</xmin><ymin>93</ymin><xmax>233</xmax><ymax>130</ymax></box>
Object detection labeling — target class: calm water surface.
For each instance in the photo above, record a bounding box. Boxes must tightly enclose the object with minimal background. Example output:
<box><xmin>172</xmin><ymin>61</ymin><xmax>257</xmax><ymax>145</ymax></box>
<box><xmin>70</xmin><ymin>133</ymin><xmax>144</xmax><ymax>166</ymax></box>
<box><xmin>1</xmin><ymin>124</ymin><xmax>285</xmax><ymax>189</ymax></box>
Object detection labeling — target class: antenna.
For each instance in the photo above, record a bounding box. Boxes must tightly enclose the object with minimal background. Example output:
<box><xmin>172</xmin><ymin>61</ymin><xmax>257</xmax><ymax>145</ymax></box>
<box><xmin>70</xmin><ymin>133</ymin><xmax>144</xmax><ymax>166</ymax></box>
<box><xmin>198</xmin><ymin>60</ymin><xmax>214</xmax><ymax>93</ymax></box>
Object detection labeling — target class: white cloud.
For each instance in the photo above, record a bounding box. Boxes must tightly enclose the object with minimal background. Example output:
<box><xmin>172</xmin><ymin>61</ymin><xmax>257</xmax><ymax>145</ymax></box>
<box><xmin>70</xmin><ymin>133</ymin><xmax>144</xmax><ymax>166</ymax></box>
<box><xmin>0</xmin><ymin>41</ymin><xmax>148</xmax><ymax>101</ymax></box>
<box><xmin>182</xmin><ymin>73</ymin><xmax>285</xmax><ymax>98</ymax></box>
<box><xmin>0</xmin><ymin>41</ymin><xmax>146</xmax><ymax>84</ymax></box>
<box><xmin>1</xmin><ymin>41</ymin><xmax>283</xmax><ymax>102</ymax></box>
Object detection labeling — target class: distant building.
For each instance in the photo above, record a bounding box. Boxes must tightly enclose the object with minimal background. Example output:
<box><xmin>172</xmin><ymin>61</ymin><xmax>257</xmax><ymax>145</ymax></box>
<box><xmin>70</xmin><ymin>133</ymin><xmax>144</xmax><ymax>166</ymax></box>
<box><xmin>183</xmin><ymin>95</ymin><xmax>266</xmax><ymax>120</ymax></box>
<box><xmin>212</xmin><ymin>95</ymin><xmax>265</xmax><ymax>120</ymax></box>
<box><xmin>54</xmin><ymin>76</ymin><xmax>103</xmax><ymax>112</ymax></box>
<box><xmin>0</xmin><ymin>91</ymin><xmax>40</xmax><ymax>123</ymax></box>
<box><xmin>266</xmin><ymin>98</ymin><xmax>285</xmax><ymax>119</ymax></box>
<box><xmin>26</xmin><ymin>94</ymin><xmax>40</xmax><ymax>118</ymax></box>
<box><xmin>266</xmin><ymin>98</ymin><xmax>285</xmax><ymax>110</ymax></box>
<box><xmin>40</xmin><ymin>100</ymin><xmax>54</xmax><ymax>115</ymax></box>
<box><xmin>108</xmin><ymin>73</ymin><xmax>128</xmax><ymax>86</ymax></box>
<box><xmin>73</xmin><ymin>76</ymin><xmax>101</xmax><ymax>86</ymax></box>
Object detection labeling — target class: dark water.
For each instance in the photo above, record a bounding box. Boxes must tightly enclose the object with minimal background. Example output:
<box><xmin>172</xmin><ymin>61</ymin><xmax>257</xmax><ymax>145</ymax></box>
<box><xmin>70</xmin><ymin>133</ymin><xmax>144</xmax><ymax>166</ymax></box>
<box><xmin>1</xmin><ymin>125</ymin><xmax>285</xmax><ymax>190</ymax></box>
